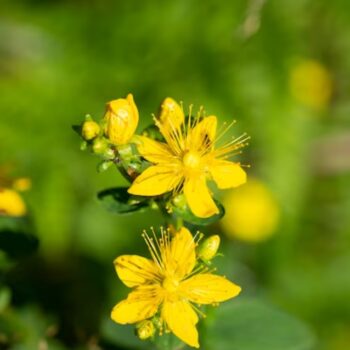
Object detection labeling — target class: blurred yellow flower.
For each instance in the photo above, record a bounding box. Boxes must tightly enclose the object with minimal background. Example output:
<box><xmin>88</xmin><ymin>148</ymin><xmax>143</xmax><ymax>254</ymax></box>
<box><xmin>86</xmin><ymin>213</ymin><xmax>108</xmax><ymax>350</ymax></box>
<box><xmin>289</xmin><ymin>59</ymin><xmax>333</xmax><ymax>110</ymax></box>
<box><xmin>221</xmin><ymin>179</ymin><xmax>280</xmax><ymax>243</ymax></box>
<box><xmin>13</xmin><ymin>177</ymin><xmax>32</xmax><ymax>192</ymax></box>
<box><xmin>104</xmin><ymin>93</ymin><xmax>139</xmax><ymax>145</ymax></box>
<box><xmin>0</xmin><ymin>188</ymin><xmax>27</xmax><ymax>217</ymax></box>
<box><xmin>128</xmin><ymin>97</ymin><xmax>247</xmax><ymax>218</ymax></box>
<box><xmin>111</xmin><ymin>227</ymin><xmax>241</xmax><ymax>348</ymax></box>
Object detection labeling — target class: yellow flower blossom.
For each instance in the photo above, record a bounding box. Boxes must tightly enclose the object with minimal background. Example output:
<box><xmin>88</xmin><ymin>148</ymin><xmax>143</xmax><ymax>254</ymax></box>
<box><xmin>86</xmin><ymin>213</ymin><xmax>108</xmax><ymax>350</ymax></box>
<box><xmin>289</xmin><ymin>59</ymin><xmax>333</xmax><ymax>111</ymax></box>
<box><xmin>128</xmin><ymin>98</ymin><xmax>248</xmax><ymax>218</ymax></box>
<box><xmin>111</xmin><ymin>227</ymin><xmax>241</xmax><ymax>348</ymax></box>
<box><xmin>221</xmin><ymin>179</ymin><xmax>280</xmax><ymax>242</ymax></box>
<box><xmin>104</xmin><ymin>93</ymin><xmax>139</xmax><ymax>145</ymax></box>
<box><xmin>0</xmin><ymin>188</ymin><xmax>27</xmax><ymax>217</ymax></box>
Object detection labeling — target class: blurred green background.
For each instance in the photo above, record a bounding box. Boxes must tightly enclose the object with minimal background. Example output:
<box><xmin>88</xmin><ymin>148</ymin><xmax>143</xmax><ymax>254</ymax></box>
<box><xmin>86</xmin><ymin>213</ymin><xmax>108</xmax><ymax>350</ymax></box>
<box><xmin>1</xmin><ymin>0</ymin><xmax>350</xmax><ymax>349</ymax></box>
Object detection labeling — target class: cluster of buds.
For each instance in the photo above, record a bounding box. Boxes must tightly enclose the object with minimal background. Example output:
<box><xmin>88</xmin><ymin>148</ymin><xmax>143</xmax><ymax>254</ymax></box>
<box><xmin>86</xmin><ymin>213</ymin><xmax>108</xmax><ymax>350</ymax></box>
<box><xmin>77</xmin><ymin>94</ymin><xmax>139</xmax><ymax>173</ymax></box>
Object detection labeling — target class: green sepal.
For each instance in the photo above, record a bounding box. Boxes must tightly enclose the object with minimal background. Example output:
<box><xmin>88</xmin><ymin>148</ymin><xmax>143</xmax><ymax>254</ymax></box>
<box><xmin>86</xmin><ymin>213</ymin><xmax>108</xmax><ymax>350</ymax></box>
<box><xmin>0</xmin><ymin>217</ymin><xmax>39</xmax><ymax>259</ymax></box>
<box><xmin>97</xmin><ymin>187</ymin><xmax>149</xmax><ymax>214</ymax></box>
<box><xmin>172</xmin><ymin>197</ymin><xmax>225</xmax><ymax>226</ymax></box>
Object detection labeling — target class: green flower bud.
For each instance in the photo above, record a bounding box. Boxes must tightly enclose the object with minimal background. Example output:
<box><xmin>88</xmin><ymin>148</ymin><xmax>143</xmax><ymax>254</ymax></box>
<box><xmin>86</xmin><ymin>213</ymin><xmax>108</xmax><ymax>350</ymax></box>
<box><xmin>82</xmin><ymin>120</ymin><xmax>100</xmax><ymax>140</ymax></box>
<box><xmin>198</xmin><ymin>235</ymin><xmax>220</xmax><ymax>261</ymax></box>
<box><xmin>97</xmin><ymin>160</ymin><xmax>113</xmax><ymax>172</ymax></box>
<box><xmin>136</xmin><ymin>320</ymin><xmax>155</xmax><ymax>340</ymax></box>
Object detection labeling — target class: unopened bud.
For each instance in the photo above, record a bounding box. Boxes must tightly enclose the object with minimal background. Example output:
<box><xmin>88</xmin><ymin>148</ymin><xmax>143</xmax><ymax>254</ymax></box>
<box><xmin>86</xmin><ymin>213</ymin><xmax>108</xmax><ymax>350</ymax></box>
<box><xmin>104</xmin><ymin>94</ymin><xmax>139</xmax><ymax>145</ymax></box>
<box><xmin>97</xmin><ymin>160</ymin><xmax>113</xmax><ymax>172</ymax></box>
<box><xmin>158</xmin><ymin>97</ymin><xmax>184</xmax><ymax>130</ymax></box>
<box><xmin>92</xmin><ymin>138</ymin><xmax>109</xmax><ymax>155</ymax></box>
<box><xmin>82</xmin><ymin>120</ymin><xmax>100</xmax><ymax>140</ymax></box>
<box><xmin>198</xmin><ymin>235</ymin><xmax>220</xmax><ymax>261</ymax></box>
<box><xmin>136</xmin><ymin>320</ymin><xmax>155</xmax><ymax>340</ymax></box>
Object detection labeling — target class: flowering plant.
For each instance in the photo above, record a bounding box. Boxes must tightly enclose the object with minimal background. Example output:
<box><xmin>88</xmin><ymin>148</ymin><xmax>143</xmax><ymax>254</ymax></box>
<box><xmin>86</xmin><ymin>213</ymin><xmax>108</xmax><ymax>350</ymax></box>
<box><xmin>74</xmin><ymin>94</ymin><xmax>249</xmax><ymax>348</ymax></box>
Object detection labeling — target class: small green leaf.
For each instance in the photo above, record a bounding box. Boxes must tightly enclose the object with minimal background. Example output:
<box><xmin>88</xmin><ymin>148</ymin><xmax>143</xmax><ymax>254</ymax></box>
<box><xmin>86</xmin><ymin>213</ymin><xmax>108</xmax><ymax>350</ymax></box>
<box><xmin>0</xmin><ymin>217</ymin><xmax>38</xmax><ymax>259</ymax></box>
<box><xmin>203</xmin><ymin>298</ymin><xmax>316</xmax><ymax>350</ymax></box>
<box><xmin>72</xmin><ymin>124</ymin><xmax>82</xmax><ymax>136</ymax></box>
<box><xmin>172</xmin><ymin>199</ymin><xmax>225</xmax><ymax>226</ymax></box>
<box><xmin>97</xmin><ymin>187</ymin><xmax>149</xmax><ymax>214</ymax></box>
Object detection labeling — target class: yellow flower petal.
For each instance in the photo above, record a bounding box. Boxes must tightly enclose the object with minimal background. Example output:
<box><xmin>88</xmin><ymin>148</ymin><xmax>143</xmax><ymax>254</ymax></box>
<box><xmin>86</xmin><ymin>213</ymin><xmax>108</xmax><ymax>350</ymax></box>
<box><xmin>114</xmin><ymin>255</ymin><xmax>159</xmax><ymax>287</ymax></box>
<box><xmin>209</xmin><ymin>160</ymin><xmax>247</xmax><ymax>189</ymax></box>
<box><xmin>162</xmin><ymin>300</ymin><xmax>199</xmax><ymax>348</ymax></box>
<box><xmin>188</xmin><ymin>115</ymin><xmax>217</xmax><ymax>151</ymax></box>
<box><xmin>128</xmin><ymin>164</ymin><xmax>182</xmax><ymax>196</ymax></box>
<box><xmin>158</xmin><ymin>97</ymin><xmax>184</xmax><ymax>133</ymax></box>
<box><xmin>183</xmin><ymin>175</ymin><xmax>219</xmax><ymax>218</ymax></box>
<box><xmin>111</xmin><ymin>285</ymin><xmax>162</xmax><ymax>324</ymax></box>
<box><xmin>180</xmin><ymin>274</ymin><xmax>241</xmax><ymax>304</ymax></box>
<box><xmin>169</xmin><ymin>227</ymin><xmax>196</xmax><ymax>278</ymax></box>
<box><xmin>135</xmin><ymin>136</ymin><xmax>174</xmax><ymax>164</ymax></box>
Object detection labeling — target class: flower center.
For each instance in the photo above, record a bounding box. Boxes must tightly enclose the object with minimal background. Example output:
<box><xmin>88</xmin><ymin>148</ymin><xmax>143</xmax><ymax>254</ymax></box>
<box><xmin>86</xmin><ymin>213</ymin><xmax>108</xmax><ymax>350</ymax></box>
<box><xmin>183</xmin><ymin>151</ymin><xmax>201</xmax><ymax>170</ymax></box>
<box><xmin>162</xmin><ymin>276</ymin><xmax>179</xmax><ymax>293</ymax></box>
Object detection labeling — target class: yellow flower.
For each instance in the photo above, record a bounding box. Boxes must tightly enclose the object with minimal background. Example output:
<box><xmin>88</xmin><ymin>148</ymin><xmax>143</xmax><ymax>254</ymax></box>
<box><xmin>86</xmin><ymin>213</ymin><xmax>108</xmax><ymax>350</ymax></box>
<box><xmin>220</xmin><ymin>179</ymin><xmax>280</xmax><ymax>243</ymax></box>
<box><xmin>0</xmin><ymin>188</ymin><xmax>27</xmax><ymax>217</ymax></box>
<box><xmin>104</xmin><ymin>93</ymin><xmax>139</xmax><ymax>145</ymax></box>
<box><xmin>128</xmin><ymin>98</ymin><xmax>248</xmax><ymax>218</ymax></box>
<box><xmin>289</xmin><ymin>59</ymin><xmax>333</xmax><ymax>111</ymax></box>
<box><xmin>111</xmin><ymin>227</ymin><xmax>241</xmax><ymax>348</ymax></box>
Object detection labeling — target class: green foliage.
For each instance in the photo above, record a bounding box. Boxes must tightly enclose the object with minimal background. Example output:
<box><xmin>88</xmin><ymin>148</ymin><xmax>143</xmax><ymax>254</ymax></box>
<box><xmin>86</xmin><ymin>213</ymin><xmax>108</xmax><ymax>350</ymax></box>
<box><xmin>0</xmin><ymin>217</ymin><xmax>38</xmax><ymax>259</ymax></box>
<box><xmin>97</xmin><ymin>187</ymin><xmax>149</xmax><ymax>214</ymax></box>
<box><xmin>204</xmin><ymin>298</ymin><xmax>316</xmax><ymax>350</ymax></box>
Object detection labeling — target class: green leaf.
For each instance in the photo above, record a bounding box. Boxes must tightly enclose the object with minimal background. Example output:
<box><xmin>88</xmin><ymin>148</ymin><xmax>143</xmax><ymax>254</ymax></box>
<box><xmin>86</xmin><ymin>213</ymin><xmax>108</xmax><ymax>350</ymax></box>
<box><xmin>101</xmin><ymin>318</ymin><xmax>153</xmax><ymax>350</ymax></box>
<box><xmin>203</xmin><ymin>298</ymin><xmax>316</xmax><ymax>350</ymax></box>
<box><xmin>0</xmin><ymin>287</ymin><xmax>11</xmax><ymax>312</ymax></box>
<box><xmin>172</xmin><ymin>199</ymin><xmax>225</xmax><ymax>226</ymax></box>
<box><xmin>0</xmin><ymin>217</ymin><xmax>38</xmax><ymax>259</ymax></box>
<box><xmin>97</xmin><ymin>187</ymin><xmax>149</xmax><ymax>214</ymax></box>
<box><xmin>72</xmin><ymin>124</ymin><xmax>82</xmax><ymax>136</ymax></box>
